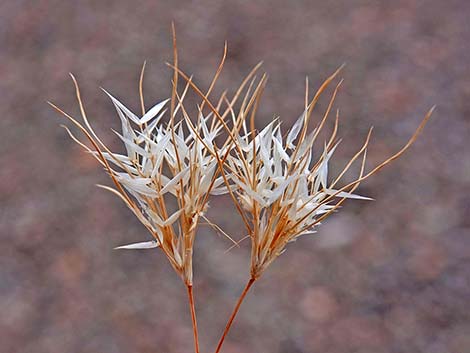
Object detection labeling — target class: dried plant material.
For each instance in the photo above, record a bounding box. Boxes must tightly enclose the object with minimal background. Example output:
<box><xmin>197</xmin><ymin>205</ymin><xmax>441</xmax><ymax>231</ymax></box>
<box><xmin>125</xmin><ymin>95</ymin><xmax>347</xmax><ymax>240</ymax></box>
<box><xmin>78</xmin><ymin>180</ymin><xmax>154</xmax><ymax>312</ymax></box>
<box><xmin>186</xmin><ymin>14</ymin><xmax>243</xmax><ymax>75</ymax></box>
<box><xmin>47</xmin><ymin>25</ymin><xmax>256</xmax><ymax>293</ymax></box>
<box><xmin>50</xmin><ymin>32</ymin><xmax>433</xmax><ymax>353</ymax></box>
<box><xmin>212</xmin><ymin>67</ymin><xmax>433</xmax><ymax>280</ymax></box>
<box><xmin>50</xmin><ymin>71</ymin><xmax>232</xmax><ymax>287</ymax></box>
<box><xmin>49</xmin><ymin>29</ymin><xmax>268</xmax><ymax>353</ymax></box>
<box><xmin>204</xmin><ymin>65</ymin><xmax>433</xmax><ymax>353</ymax></box>
<box><xmin>114</xmin><ymin>240</ymin><xmax>159</xmax><ymax>249</ymax></box>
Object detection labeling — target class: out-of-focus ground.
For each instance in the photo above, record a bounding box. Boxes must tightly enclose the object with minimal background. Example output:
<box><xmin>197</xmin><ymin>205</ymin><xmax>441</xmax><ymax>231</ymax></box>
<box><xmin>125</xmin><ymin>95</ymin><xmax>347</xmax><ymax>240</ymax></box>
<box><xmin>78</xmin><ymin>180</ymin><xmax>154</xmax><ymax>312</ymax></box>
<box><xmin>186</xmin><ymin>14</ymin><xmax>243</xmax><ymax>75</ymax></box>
<box><xmin>1</xmin><ymin>1</ymin><xmax>469</xmax><ymax>352</ymax></box>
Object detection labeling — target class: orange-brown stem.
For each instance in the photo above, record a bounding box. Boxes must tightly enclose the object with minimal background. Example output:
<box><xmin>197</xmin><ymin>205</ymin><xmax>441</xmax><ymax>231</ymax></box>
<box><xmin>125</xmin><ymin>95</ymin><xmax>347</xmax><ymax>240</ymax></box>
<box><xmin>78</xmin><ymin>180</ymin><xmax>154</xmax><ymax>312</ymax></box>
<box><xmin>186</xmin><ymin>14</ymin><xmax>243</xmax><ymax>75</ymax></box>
<box><xmin>187</xmin><ymin>285</ymin><xmax>200</xmax><ymax>353</ymax></box>
<box><xmin>214</xmin><ymin>277</ymin><xmax>256</xmax><ymax>353</ymax></box>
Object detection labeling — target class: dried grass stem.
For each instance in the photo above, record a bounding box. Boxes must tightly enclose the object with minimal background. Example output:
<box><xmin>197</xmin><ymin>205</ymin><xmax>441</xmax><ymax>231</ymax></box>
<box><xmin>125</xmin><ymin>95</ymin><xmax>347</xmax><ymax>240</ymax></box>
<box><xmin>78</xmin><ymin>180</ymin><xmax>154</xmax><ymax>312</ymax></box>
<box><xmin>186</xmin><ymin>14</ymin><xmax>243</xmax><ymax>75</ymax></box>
<box><xmin>187</xmin><ymin>285</ymin><xmax>200</xmax><ymax>353</ymax></box>
<box><xmin>214</xmin><ymin>277</ymin><xmax>256</xmax><ymax>353</ymax></box>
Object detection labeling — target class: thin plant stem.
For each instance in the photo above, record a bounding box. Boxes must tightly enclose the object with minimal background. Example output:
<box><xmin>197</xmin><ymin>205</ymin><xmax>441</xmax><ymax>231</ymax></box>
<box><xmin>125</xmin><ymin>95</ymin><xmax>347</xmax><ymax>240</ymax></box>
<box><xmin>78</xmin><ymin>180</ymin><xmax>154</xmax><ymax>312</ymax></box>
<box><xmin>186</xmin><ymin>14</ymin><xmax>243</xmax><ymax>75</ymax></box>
<box><xmin>215</xmin><ymin>277</ymin><xmax>256</xmax><ymax>353</ymax></box>
<box><xmin>187</xmin><ymin>285</ymin><xmax>200</xmax><ymax>353</ymax></box>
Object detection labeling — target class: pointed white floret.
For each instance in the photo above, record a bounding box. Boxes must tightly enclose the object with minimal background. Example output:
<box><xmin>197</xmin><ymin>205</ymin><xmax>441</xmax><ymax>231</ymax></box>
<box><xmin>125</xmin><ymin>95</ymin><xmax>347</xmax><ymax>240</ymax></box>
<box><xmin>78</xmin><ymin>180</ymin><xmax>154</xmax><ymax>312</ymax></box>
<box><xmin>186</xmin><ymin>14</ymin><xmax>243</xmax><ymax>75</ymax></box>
<box><xmin>160</xmin><ymin>167</ymin><xmax>190</xmax><ymax>195</ymax></box>
<box><xmin>140</xmin><ymin>99</ymin><xmax>170</xmax><ymax>124</ymax></box>
<box><xmin>210</xmin><ymin>184</ymin><xmax>236</xmax><ymax>195</ymax></box>
<box><xmin>286</xmin><ymin>111</ymin><xmax>306</xmax><ymax>149</ymax></box>
<box><xmin>114</xmin><ymin>240</ymin><xmax>159</xmax><ymax>250</ymax></box>
<box><xmin>323</xmin><ymin>189</ymin><xmax>373</xmax><ymax>200</ymax></box>
<box><xmin>102</xmin><ymin>88</ymin><xmax>140</xmax><ymax>124</ymax></box>
<box><xmin>315</xmin><ymin>142</ymin><xmax>340</xmax><ymax>190</ymax></box>
<box><xmin>151</xmin><ymin>209</ymin><xmax>183</xmax><ymax>227</ymax></box>
<box><xmin>266</xmin><ymin>174</ymin><xmax>297</xmax><ymax>205</ymax></box>
<box><xmin>117</xmin><ymin>173</ymin><xmax>158</xmax><ymax>196</ymax></box>
<box><xmin>273</xmin><ymin>135</ymin><xmax>290</xmax><ymax>162</ymax></box>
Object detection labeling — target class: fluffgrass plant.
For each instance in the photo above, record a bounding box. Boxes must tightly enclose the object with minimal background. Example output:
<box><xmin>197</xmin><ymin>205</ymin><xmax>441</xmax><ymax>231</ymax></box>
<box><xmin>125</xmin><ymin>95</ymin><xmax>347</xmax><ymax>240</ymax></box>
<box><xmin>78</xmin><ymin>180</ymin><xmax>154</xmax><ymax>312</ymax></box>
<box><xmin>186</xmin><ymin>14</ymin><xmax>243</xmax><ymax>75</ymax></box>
<box><xmin>50</xmin><ymin>28</ymin><xmax>433</xmax><ymax>353</ymax></box>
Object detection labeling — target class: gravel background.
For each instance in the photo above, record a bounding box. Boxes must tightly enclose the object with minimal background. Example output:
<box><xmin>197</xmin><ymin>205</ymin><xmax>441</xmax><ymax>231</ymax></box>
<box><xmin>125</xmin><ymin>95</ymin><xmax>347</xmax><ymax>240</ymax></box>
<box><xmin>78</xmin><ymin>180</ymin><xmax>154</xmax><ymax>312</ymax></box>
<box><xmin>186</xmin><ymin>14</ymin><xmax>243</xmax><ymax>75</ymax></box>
<box><xmin>1</xmin><ymin>1</ymin><xmax>469</xmax><ymax>352</ymax></box>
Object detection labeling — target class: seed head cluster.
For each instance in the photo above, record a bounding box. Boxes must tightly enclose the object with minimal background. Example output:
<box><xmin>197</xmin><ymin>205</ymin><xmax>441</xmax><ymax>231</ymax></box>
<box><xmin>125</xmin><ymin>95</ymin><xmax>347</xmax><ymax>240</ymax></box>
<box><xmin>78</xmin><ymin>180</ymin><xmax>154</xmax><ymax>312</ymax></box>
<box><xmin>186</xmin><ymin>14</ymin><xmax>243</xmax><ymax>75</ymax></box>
<box><xmin>50</xmin><ymin>37</ymin><xmax>433</xmax><ymax>353</ymax></box>
<box><xmin>50</xmin><ymin>43</ymin><xmax>432</xmax><ymax>290</ymax></box>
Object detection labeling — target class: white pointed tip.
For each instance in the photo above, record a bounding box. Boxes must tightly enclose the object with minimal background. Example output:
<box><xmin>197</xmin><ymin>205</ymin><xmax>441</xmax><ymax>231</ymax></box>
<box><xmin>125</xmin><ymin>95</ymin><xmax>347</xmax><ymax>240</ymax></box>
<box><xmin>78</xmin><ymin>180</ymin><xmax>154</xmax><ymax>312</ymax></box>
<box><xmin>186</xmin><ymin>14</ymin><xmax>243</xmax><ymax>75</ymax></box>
<box><xmin>114</xmin><ymin>240</ymin><xmax>159</xmax><ymax>250</ymax></box>
<box><xmin>100</xmin><ymin>87</ymin><xmax>110</xmax><ymax>95</ymax></box>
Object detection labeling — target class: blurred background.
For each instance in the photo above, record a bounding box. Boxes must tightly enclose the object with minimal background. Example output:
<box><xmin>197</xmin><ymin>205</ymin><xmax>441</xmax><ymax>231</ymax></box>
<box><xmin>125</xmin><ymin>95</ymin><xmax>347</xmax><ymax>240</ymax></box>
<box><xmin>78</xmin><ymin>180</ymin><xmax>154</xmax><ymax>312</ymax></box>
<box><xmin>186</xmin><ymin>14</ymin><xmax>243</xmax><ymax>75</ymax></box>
<box><xmin>1</xmin><ymin>0</ymin><xmax>469</xmax><ymax>352</ymax></box>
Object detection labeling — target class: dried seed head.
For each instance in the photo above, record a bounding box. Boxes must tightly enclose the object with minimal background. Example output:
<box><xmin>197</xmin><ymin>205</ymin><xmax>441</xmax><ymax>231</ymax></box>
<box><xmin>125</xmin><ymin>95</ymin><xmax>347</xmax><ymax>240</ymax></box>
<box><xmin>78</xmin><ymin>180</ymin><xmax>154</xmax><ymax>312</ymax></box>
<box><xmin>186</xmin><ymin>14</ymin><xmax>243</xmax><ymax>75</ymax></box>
<box><xmin>213</xmin><ymin>66</ymin><xmax>433</xmax><ymax>279</ymax></box>
<box><xmin>51</xmin><ymin>40</ymin><xmax>432</xmax><ymax>285</ymax></box>
<box><xmin>50</xmin><ymin>52</ymin><xmax>236</xmax><ymax>285</ymax></box>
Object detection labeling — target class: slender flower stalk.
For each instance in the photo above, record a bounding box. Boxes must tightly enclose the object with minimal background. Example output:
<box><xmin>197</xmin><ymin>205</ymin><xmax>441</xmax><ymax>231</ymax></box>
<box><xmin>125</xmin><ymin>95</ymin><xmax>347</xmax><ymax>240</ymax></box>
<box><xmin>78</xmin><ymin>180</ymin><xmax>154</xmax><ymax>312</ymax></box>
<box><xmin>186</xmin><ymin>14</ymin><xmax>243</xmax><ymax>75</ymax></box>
<box><xmin>214</xmin><ymin>278</ymin><xmax>255</xmax><ymax>353</ymax></box>
<box><xmin>187</xmin><ymin>285</ymin><xmax>200</xmax><ymax>353</ymax></box>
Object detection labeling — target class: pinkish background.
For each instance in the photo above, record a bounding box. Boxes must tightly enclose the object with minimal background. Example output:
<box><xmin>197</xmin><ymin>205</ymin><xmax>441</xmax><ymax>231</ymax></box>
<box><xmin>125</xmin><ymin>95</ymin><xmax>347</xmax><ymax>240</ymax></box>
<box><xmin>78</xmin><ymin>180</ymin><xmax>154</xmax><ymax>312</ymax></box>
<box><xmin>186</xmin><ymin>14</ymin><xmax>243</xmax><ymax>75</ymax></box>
<box><xmin>1</xmin><ymin>1</ymin><xmax>469</xmax><ymax>352</ymax></box>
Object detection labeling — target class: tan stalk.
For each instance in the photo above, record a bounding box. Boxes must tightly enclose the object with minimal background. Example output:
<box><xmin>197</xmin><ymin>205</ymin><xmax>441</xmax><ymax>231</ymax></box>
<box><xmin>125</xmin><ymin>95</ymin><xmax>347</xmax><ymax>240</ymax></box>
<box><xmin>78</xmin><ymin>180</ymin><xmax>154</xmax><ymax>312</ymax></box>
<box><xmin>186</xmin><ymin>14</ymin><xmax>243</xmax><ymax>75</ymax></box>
<box><xmin>186</xmin><ymin>285</ymin><xmax>200</xmax><ymax>353</ymax></box>
<box><xmin>213</xmin><ymin>145</ymin><xmax>253</xmax><ymax>232</ymax></box>
<box><xmin>311</xmin><ymin>106</ymin><xmax>434</xmax><ymax>209</ymax></box>
<box><xmin>214</xmin><ymin>278</ymin><xmax>256</xmax><ymax>353</ymax></box>
<box><xmin>200</xmin><ymin>42</ymin><xmax>227</xmax><ymax>113</ymax></box>
<box><xmin>288</xmin><ymin>65</ymin><xmax>344</xmax><ymax>167</ymax></box>
<box><xmin>200</xmin><ymin>215</ymin><xmax>239</xmax><ymax>246</ymax></box>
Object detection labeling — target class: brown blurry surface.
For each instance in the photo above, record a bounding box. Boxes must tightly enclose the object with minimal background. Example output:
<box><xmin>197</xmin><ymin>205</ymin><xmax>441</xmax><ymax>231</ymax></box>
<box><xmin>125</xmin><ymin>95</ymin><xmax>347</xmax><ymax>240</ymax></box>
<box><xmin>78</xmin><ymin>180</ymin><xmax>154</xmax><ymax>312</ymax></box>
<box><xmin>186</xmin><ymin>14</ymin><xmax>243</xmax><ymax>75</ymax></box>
<box><xmin>1</xmin><ymin>1</ymin><xmax>469</xmax><ymax>352</ymax></box>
